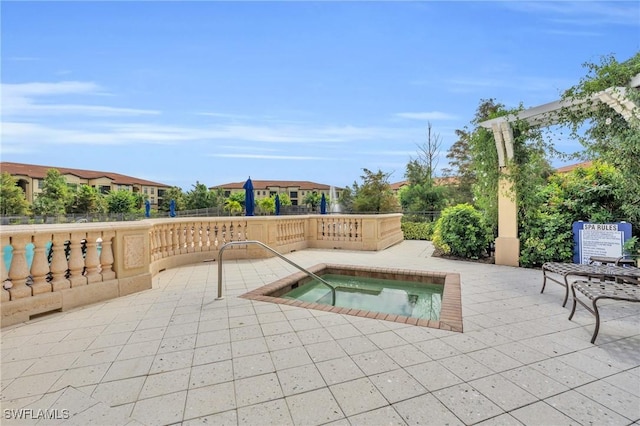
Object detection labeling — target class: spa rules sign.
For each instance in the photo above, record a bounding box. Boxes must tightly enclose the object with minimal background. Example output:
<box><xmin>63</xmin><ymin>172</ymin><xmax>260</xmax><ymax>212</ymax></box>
<box><xmin>572</xmin><ymin>222</ymin><xmax>633</xmax><ymax>264</ymax></box>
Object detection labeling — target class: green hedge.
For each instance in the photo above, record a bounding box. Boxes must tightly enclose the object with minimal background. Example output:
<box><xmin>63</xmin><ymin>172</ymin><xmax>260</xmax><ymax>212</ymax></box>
<box><xmin>402</xmin><ymin>221</ymin><xmax>434</xmax><ymax>240</ymax></box>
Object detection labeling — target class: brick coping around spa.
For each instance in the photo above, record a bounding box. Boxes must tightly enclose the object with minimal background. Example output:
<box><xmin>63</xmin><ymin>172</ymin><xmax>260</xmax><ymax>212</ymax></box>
<box><xmin>240</xmin><ymin>263</ymin><xmax>463</xmax><ymax>333</ymax></box>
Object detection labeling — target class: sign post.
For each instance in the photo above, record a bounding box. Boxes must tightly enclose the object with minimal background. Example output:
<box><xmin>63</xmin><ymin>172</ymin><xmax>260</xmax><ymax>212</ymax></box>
<box><xmin>572</xmin><ymin>222</ymin><xmax>633</xmax><ymax>264</ymax></box>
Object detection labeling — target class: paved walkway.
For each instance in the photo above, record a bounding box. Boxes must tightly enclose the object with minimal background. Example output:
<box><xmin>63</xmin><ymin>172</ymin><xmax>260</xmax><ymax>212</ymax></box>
<box><xmin>1</xmin><ymin>241</ymin><xmax>639</xmax><ymax>425</ymax></box>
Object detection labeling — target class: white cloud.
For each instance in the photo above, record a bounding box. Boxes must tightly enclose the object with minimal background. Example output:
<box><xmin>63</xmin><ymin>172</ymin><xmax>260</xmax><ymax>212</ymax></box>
<box><xmin>208</xmin><ymin>153</ymin><xmax>331</xmax><ymax>161</ymax></box>
<box><xmin>1</xmin><ymin>81</ymin><xmax>160</xmax><ymax>117</ymax></box>
<box><xmin>395</xmin><ymin>112</ymin><xmax>458</xmax><ymax>121</ymax></box>
<box><xmin>503</xmin><ymin>1</ymin><xmax>639</xmax><ymax>26</ymax></box>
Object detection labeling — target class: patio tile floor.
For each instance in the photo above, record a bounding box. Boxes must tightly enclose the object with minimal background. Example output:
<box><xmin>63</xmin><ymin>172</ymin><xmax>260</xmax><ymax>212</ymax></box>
<box><xmin>1</xmin><ymin>241</ymin><xmax>639</xmax><ymax>425</ymax></box>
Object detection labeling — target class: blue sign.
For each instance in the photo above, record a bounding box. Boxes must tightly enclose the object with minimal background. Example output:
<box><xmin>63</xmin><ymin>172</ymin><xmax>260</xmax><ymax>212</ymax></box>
<box><xmin>573</xmin><ymin>221</ymin><xmax>633</xmax><ymax>264</ymax></box>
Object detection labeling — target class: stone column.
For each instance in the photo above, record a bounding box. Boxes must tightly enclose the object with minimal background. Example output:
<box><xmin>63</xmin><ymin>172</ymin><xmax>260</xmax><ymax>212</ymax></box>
<box><xmin>67</xmin><ymin>232</ymin><xmax>88</xmax><ymax>287</ymax></box>
<box><xmin>84</xmin><ymin>231</ymin><xmax>102</xmax><ymax>283</ymax></box>
<box><xmin>0</xmin><ymin>234</ymin><xmax>10</xmax><ymax>302</ymax></box>
<box><xmin>31</xmin><ymin>234</ymin><xmax>52</xmax><ymax>295</ymax></box>
<box><xmin>49</xmin><ymin>233</ymin><xmax>71</xmax><ymax>291</ymax></box>
<box><xmin>7</xmin><ymin>234</ymin><xmax>32</xmax><ymax>299</ymax></box>
<box><xmin>100</xmin><ymin>231</ymin><xmax>116</xmax><ymax>281</ymax></box>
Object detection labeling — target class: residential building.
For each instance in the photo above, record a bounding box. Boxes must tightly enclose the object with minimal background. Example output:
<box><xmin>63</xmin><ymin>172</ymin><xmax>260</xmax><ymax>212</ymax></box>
<box><xmin>211</xmin><ymin>180</ymin><xmax>342</xmax><ymax>206</ymax></box>
<box><xmin>0</xmin><ymin>162</ymin><xmax>171</xmax><ymax>207</ymax></box>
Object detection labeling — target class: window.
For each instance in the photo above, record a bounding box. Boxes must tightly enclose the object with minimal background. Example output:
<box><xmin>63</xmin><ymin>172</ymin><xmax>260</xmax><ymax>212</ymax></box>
<box><xmin>151</xmin><ymin>188</ymin><xmax>155</xmax><ymax>194</ymax></box>
<box><xmin>37</xmin><ymin>179</ymin><xmax>43</xmax><ymax>189</ymax></box>
<box><xmin>224</xmin><ymin>191</ymin><xmax>231</xmax><ymax>197</ymax></box>
<box><xmin>290</xmin><ymin>191</ymin><xmax>298</xmax><ymax>198</ymax></box>
<box><xmin>270</xmin><ymin>191</ymin><xmax>277</xmax><ymax>197</ymax></box>
<box><xmin>144</xmin><ymin>188</ymin><xmax>148</xmax><ymax>194</ymax></box>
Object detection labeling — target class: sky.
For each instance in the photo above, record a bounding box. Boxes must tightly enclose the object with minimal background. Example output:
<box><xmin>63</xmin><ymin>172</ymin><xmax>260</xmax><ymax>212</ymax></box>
<box><xmin>1</xmin><ymin>1</ymin><xmax>639</xmax><ymax>191</ymax></box>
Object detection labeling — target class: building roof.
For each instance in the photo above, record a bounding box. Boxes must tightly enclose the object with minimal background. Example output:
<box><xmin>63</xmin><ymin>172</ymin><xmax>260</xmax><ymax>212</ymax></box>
<box><xmin>555</xmin><ymin>160</ymin><xmax>593</xmax><ymax>174</ymax></box>
<box><xmin>211</xmin><ymin>180</ymin><xmax>342</xmax><ymax>191</ymax></box>
<box><xmin>0</xmin><ymin>162</ymin><xmax>170</xmax><ymax>188</ymax></box>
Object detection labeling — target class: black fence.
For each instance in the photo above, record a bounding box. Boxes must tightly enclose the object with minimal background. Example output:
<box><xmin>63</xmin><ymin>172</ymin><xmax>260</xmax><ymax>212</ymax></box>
<box><xmin>1</xmin><ymin>209</ymin><xmax>441</xmax><ymax>225</ymax></box>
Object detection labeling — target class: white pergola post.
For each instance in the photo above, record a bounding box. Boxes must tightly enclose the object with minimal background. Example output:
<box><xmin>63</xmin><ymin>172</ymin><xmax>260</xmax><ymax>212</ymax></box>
<box><xmin>491</xmin><ymin>122</ymin><xmax>519</xmax><ymax>267</ymax></box>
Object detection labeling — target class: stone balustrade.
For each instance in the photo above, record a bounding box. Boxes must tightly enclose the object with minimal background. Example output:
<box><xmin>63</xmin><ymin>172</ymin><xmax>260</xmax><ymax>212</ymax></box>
<box><xmin>0</xmin><ymin>214</ymin><xmax>403</xmax><ymax>326</ymax></box>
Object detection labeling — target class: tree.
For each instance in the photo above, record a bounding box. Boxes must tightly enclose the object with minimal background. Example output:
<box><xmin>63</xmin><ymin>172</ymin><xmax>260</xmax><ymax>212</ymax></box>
<box><xmin>0</xmin><ymin>172</ymin><xmax>30</xmax><ymax>215</ymax></box>
<box><xmin>224</xmin><ymin>191</ymin><xmax>245</xmax><ymax>215</ymax></box>
<box><xmin>258</xmin><ymin>193</ymin><xmax>293</xmax><ymax>214</ymax></box>
<box><xmin>442</xmin><ymin>128</ymin><xmax>475</xmax><ymax>204</ymax></box>
<box><xmin>400</xmin><ymin>128</ymin><xmax>448</xmax><ymax>213</ymax></box>
<box><xmin>185</xmin><ymin>181</ymin><xmax>217</xmax><ymax>210</ymax></box>
<box><xmin>351</xmin><ymin>168</ymin><xmax>400</xmax><ymax>213</ymax></box>
<box><xmin>519</xmin><ymin>161</ymin><xmax>626</xmax><ymax>267</ymax></box>
<box><xmin>417</xmin><ymin>122</ymin><xmax>442</xmax><ymax>180</ymax></box>
<box><xmin>160</xmin><ymin>186</ymin><xmax>186</xmax><ymax>212</ymax></box>
<box><xmin>557</xmin><ymin>53</ymin><xmax>640</xmax><ymax>228</ymax></box>
<box><xmin>105</xmin><ymin>189</ymin><xmax>138</xmax><ymax>213</ymax></box>
<box><xmin>302</xmin><ymin>192</ymin><xmax>323</xmax><ymax>210</ymax></box>
<box><xmin>69</xmin><ymin>184</ymin><xmax>105</xmax><ymax>214</ymax></box>
<box><xmin>31</xmin><ymin>169</ymin><xmax>70</xmax><ymax>216</ymax></box>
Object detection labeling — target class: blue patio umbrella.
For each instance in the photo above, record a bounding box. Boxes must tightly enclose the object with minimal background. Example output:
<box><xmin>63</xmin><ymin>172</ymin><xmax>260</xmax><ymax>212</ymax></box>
<box><xmin>243</xmin><ymin>177</ymin><xmax>255</xmax><ymax>216</ymax></box>
<box><xmin>145</xmin><ymin>200</ymin><xmax>151</xmax><ymax>218</ymax></box>
<box><xmin>275</xmin><ymin>194</ymin><xmax>281</xmax><ymax>216</ymax></box>
<box><xmin>169</xmin><ymin>199</ymin><xmax>176</xmax><ymax>217</ymax></box>
<box><xmin>320</xmin><ymin>193</ymin><xmax>327</xmax><ymax>214</ymax></box>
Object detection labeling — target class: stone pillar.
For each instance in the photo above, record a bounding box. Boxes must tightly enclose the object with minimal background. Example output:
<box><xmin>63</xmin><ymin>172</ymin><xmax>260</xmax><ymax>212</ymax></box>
<box><xmin>67</xmin><ymin>232</ymin><xmax>88</xmax><ymax>287</ymax></box>
<box><xmin>50</xmin><ymin>233</ymin><xmax>71</xmax><ymax>291</ymax></box>
<box><xmin>31</xmin><ymin>234</ymin><xmax>53</xmax><ymax>295</ymax></box>
<box><xmin>7</xmin><ymin>234</ymin><xmax>32</xmax><ymax>299</ymax></box>
<box><xmin>100</xmin><ymin>231</ymin><xmax>116</xmax><ymax>281</ymax></box>
<box><xmin>0</xmin><ymin>234</ymin><xmax>10</xmax><ymax>302</ymax></box>
<box><xmin>84</xmin><ymin>231</ymin><xmax>102</xmax><ymax>284</ymax></box>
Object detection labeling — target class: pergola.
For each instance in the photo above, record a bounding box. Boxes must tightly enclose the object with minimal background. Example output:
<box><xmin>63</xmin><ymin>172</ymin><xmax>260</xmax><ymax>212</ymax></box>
<box><xmin>479</xmin><ymin>73</ymin><xmax>640</xmax><ymax>267</ymax></box>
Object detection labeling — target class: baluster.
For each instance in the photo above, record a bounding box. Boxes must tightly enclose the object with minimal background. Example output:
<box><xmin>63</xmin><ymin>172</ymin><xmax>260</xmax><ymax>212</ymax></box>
<box><xmin>166</xmin><ymin>224</ymin><xmax>174</xmax><ymax>257</ymax></box>
<box><xmin>31</xmin><ymin>234</ymin><xmax>52</xmax><ymax>294</ymax></box>
<box><xmin>7</xmin><ymin>234</ymin><xmax>32</xmax><ymax>299</ymax></box>
<box><xmin>100</xmin><ymin>231</ymin><xmax>116</xmax><ymax>281</ymax></box>
<box><xmin>49</xmin><ymin>233</ymin><xmax>71</xmax><ymax>291</ymax></box>
<box><xmin>154</xmin><ymin>227</ymin><xmax>162</xmax><ymax>261</ymax></box>
<box><xmin>0</xmin><ymin>235</ymin><xmax>10</xmax><ymax>302</ymax></box>
<box><xmin>159</xmin><ymin>225</ymin><xmax>168</xmax><ymax>258</ymax></box>
<box><xmin>84</xmin><ymin>231</ymin><xmax>102</xmax><ymax>284</ymax></box>
<box><xmin>221</xmin><ymin>224</ymin><xmax>227</xmax><ymax>245</ymax></box>
<box><xmin>149</xmin><ymin>228</ymin><xmax>157</xmax><ymax>261</ymax></box>
<box><xmin>68</xmin><ymin>232</ymin><xmax>87</xmax><ymax>287</ymax></box>
<box><xmin>196</xmin><ymin>223</ymin><xmax>204</xmax><ymax>251</ymax></box>
<box><xmin>205</xmin><ymin>224</ymin><xmax>212</xmax><ymax>250</ymax></box>
<box><xmin>173</xmin><ymin>223</ymin><xmax>181</xmax><ymax>254</ymax></box>
<box><xmin>179</xmin><ymin>223</ymin><xmax>187</xmax><ymax>254</ymax></box>
<box><xmin>186</xmin><ymin>223</ymin><xmax>195</xmax><ymax>253</ymax></box>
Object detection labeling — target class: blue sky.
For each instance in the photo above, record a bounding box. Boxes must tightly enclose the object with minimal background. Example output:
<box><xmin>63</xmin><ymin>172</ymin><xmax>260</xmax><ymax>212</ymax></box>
<box><xmin>2</xmin><ymin>1</ymin><xmax>638</xmax><ymax>190</ymax></box>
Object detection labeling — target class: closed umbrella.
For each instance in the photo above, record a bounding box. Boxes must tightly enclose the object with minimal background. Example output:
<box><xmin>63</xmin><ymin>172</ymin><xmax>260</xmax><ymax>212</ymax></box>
<box><xmin>320</xmin><ymin>193</ymin><xmax>327</xmax><ymax>214</ymax></box>
<box><xmin>169</xmin><ymin>199</ymin><xmax>176</xmax><ymax>217</ymax></box>
<box><xmin>275</xmin><ymin>194</ymin><xmax>281</xmax><ymax>216</ymax></box>
<box><xmin>145</xmin><ymin>200</ymin><xmax>151</xmax><ymax>218</ymax></box>
<box><xmin>243</xmin><ymin>178</ymin><xmax>255</xmax><ymax>216</ymax></box>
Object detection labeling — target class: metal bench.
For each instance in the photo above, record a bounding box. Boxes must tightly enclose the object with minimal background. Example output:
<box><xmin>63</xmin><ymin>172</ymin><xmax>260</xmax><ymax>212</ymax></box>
<box><xmin>541</xmin><ymin>262</ymin><xmax>640</xmax><ymax>307</ymax></box>
<box><xmin>589</xmin><ymin>256</ymin><xmax>636</xmax><ymax>267</ymax></box>
<box><xmin>568</xmin><ymin>276</ymin><xmax>640</xmax><ymax>343</ymax></box>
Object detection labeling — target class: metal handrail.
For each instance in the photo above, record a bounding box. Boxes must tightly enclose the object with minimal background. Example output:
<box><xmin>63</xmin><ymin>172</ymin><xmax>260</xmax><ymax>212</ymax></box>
<box><xmin>216</xmin><ymin>240</ymin><xmax>336</xmax><ymax>305</ymax></box>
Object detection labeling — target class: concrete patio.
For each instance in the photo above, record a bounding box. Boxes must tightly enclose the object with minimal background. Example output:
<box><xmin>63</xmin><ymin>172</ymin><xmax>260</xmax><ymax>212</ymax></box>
<box><xmin>1</xmin><ymin>240</ymin><xmax>638</xmax><ymax>425</ymax></box>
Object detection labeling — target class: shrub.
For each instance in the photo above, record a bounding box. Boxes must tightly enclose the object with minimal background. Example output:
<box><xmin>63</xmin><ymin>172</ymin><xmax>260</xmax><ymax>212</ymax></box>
<box><xmin>401</xmin><ymin>221</ymin><xmax>434</xmax><ymax>240</ymax></box>
<box><xmin>432</xmin><ymin>204</ymin><xmax>490</xmax><ymax>259</ymax></box>
<box><xmin>519</xmin><ymin>212</ymin><xmax>574</xmax><ymax>268</ymax></box>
